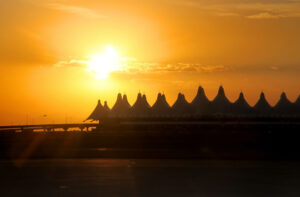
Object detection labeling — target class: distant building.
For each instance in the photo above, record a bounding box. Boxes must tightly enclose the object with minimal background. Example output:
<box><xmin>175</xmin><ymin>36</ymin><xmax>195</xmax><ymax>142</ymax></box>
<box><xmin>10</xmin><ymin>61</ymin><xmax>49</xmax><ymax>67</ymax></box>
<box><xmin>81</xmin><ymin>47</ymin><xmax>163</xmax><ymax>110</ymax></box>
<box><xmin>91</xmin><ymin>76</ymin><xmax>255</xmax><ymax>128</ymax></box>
<box><xmin>130</xmin><ymin>93</ymin><xmax>151</xmax><ymax>117</ymax></box>
<box><xmin>210</xmin><ymin>86</ymin><xmax>232</xmax><ymax>116</ymax></box>
<box><xmin>232</xmin><ymin>92</ymin><xmax>252</xmax><ymax>116</ymax></box>
<box><xmin>190</xmin><ymin>86</ymin><xmax>211</xmax><ymax>116</ymax></box>
<box><xmin>111</xmin><ymin>93</ymin><xmax>131</xmax><ymax>118</ymax></box>
<box><xmin>86</xmin><ymin>100</ymin><xmax>109</xmax><ymax>121</ymax></box>
<box><xmin>273</xmin><ymin>92</ymin><xmax>294</xmax><ymax>116</ymax></box>
<box><xmin>253</xmin><ymin>92</ymin><xmax>272</xmax><ymax>116</ymax></box>
<box><xmin>151</xmin><ymin>93</ymin><xmax>171</xmax><ymax>117</ymax></box>
<box><xmin>172</xmin><ymin>93</ymin><xmax>191</xmax><ymax>117</ymax></box>
<box><xmin>86</xmin><ymin>86</ymin><xmax>300</xmax><ymax>121</ymax></box>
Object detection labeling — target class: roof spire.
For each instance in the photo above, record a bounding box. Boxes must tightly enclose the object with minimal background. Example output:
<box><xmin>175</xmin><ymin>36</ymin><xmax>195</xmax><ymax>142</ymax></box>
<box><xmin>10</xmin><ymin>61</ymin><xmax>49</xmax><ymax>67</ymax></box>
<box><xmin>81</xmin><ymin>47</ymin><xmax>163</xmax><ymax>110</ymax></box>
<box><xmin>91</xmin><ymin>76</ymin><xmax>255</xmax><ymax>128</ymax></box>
<box><xmin>86</xmin><ymin>99</ymin><xmax>109</xmax><ymax>121</ymax></box>
<box><xmin>217</xmin><ymin>85</ymin><xmax>225</xmax><ymax>96</ymax></box>
<box><xmin>103</xmin><ymin>101</ymin><xmax>110</xmax><ymax>110</ymax></box>
<box><xmin>281</xmin><ymin>92</ymin><xmax>287</xmax><ymax>99</ymax></box>
<box><xmin>254</xmin><ymin>91</ymin><xmax>271</xmax><ymax>112</ymax></box>
<box><xmin>172</xmin><ymin>92</ymin><xmax>190</xmax><ymax>114</ymax></box>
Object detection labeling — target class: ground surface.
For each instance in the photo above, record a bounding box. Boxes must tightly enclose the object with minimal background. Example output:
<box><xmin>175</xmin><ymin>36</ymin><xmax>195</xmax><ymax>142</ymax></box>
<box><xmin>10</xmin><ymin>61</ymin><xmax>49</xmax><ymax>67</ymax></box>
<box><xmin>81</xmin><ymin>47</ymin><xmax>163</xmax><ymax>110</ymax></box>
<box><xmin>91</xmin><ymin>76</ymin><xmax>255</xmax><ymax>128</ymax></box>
<box><xmin>1</xmin><ymin>159</ymin><xmax>300</xmax><ymax>197</ymax></box>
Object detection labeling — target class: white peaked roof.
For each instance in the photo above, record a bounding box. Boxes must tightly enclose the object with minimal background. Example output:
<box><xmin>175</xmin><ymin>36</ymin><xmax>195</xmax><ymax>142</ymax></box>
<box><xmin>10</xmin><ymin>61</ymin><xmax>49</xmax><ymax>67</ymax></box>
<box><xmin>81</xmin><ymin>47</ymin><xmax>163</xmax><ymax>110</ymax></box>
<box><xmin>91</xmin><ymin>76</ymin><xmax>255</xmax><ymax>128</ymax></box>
<box><xmin>233</xmin><ymin>92</ymin><xmax>251</xmax><ymax>114</ymax></box>
<box><xmin>142</xmin><ymin>94</ymin><xmax>151</xmax><ymax>108</ymax></box>
<box><xmin>119</xmin><ymin>94</ymin><xmax>131</xmax><ymax>117</ymax></box>
<box><xmin>111</xmin><ymin>93</ymin><xmax>131</xmax><ymax>117</ymax></box>
<box><xmin>212</xmin><ymin>86</ymin><xmax>231</xmax><ymax>104</ymax></box>
<box><xmin>274</xmin><ymin>92</ymin><xmax>292</xmax><ymax>109</ymax></box>
<box><xmin>131</xmin><ymin>93</ymin><xmax>151</xmax><ymax>116</ymax></box>
<box><xmin>152</xmin><ymin>93</ymin><xmax>171</xmax><ymax>115</ymax></box>
<box><xmin>103</xmin><ymin>101</ymin><xmax>110</xmax><ymax>112</ymax></box>
<box><xmin>86</xmin><ymin>100</ymin><xmax>109</xmax><ymax>121</ymax></box>
<box><xmin>191</xmin><ymin>86</ymin><xmax>210</xmax><ymax>105</ymax></box>
<box><xmin>86</xmin><ymin>87</ymin><xmax>300</xmax><ymax>120</ymax></box>
<box><xmin>211</xmin><ymin>86</ymin><xmax>232</xmax><ymax>114</ymax></box>
<box><xmin>132</xmin><ymin>93</ymin><xmax>143</xmax><ymax>108</ymax></box>
<box><xmin>254</xmin><ymin>92</ymin><xmax>272</xmax><ymax>112</ymax></box>
<box><xmin>191</xmin><ymin>86</ymin><xmax>211</xmax><ymax>114</ymax></box>
<box><xmin>111</xmin><ymin>93</ymin><xmax>123</xmax><ymax>112</ymax></box>
<box><xmin>172</xmin><ymin>93</ymin><xmax>190</xmax><ymax>114</ymax></box>
<box><xmin>122</xmin><ymin>94</ymin><xmax>131</xmax><ymax>110</ymax></box>
<box><xmin>274</xmin><ymin>92</ymin><xmax>293</xmax><ymax>112</ymax></box>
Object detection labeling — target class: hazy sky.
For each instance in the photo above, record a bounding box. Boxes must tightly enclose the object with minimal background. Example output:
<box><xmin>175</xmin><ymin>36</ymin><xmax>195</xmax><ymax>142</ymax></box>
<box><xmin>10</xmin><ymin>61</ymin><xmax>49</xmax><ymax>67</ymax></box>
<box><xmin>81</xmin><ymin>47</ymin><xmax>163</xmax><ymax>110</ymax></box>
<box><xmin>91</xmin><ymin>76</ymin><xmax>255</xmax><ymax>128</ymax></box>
<box><xmin>0</xmin><ymin>0</ymin><xmax>300</xmax><ymax>124</ymax></box>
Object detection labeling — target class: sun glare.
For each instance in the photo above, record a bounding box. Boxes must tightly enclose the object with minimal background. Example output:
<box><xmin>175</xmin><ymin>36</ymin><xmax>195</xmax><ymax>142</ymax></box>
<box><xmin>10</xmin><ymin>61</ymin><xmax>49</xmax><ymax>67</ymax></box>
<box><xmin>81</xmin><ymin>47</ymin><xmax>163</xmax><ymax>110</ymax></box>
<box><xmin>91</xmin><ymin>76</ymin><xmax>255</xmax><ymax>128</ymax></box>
<box><xmin>88</xmin><ymin>46</ymin><xmax>121</xmax><ymax>79</ymax></box>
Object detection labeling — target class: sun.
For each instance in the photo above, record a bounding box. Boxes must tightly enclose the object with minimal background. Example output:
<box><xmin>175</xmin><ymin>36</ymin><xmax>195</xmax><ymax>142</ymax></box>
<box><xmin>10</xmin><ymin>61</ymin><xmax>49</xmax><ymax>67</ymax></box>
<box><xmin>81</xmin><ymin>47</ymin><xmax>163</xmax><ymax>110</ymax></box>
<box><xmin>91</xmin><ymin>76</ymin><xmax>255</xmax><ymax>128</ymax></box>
<box><xmin>87</xmin><ymin>46</ymin><xmax>121</xmax><ymax>79</ymax></box>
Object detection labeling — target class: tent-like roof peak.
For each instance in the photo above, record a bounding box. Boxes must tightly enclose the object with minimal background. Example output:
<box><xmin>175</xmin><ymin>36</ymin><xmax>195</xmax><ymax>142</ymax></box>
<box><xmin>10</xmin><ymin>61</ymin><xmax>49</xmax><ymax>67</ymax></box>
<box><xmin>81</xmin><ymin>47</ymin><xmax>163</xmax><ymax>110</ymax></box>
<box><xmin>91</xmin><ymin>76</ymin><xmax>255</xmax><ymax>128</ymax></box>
<box><xmin>281</xmin><ymin>92</ymin><xmax>287</xmax><ymax>98</ymax></box>
<box><xmin>217</xmin><ymin>85</ymin><xmax>225</xmax><ymax>96</ymax></box>
<box><xmin>192</xmin><ymin>86</ymin><xmax>210</xmax><ymax>105</ymax></box>
<box><xmin>132</xmin><ymin>93</ymin><xmax>150</xmax><ymax>109</ymax></box>
<box><xmin>142</xmin><ymin>94</ymin><xmax>151</xmax><ymax>108</ymax></box>
<box><xmin>152</xmin><ymin>93</ymin><xmax>171</xmax><ymax>115</ymax></box>
<box><xmin>86</xmin><ymin>99</ymin><xmax>109</xmax><ymax>121</ymax></box>
<box><xmin>236</xmin><ymin>92</ymin><xmax>247</xmax><ymax>102</ymax></box>
<box><xmin>234</xmin><ymin>92</ymin><xmax>251</xmax><ymax>109</ymax></box>
<box><xmin>176</xmin><ymin>93</ymin><xmax>186</xmax><ymax>101</ymax></box>
<box><xmin>172</xmin><ymin>93</ymin><xmax>191</xmax><ymax>114</ymax></box>
<box><xmin>274</xmin><ymin>92</ymin><xmax>292</xmax><ymax>107</ymax></box>
<box><xmin>112</xmin><ymin>93</ymin><xmax>123</xmax><ymax>110</ymax></box>
<box><xmin>122</xmin><ymin>94</ymin><xmax>131</xmax><ymax>108</ymax></box>
<box><xmin>153</xmin><ymin>93</ymin><xmax>170</xmax><ymax>108</ymax></box>
<box><xmin>103</xmin><ymin>101</ymin><xmax>110</xmax><ymax>110</ymax></box>
<box><xmin>212</xmin><ymin>86</ymin><xmax>231</xmax><ymax>103</ymax></box>
<box><xmin>279</xmin><ymin>92</ymin><xmax>291</xmax><ymax>103</ymax></box>
<box><xmin>254</xmin><ymin>92</ymin><xmax>271</xmax><ymax>110</ymax></box>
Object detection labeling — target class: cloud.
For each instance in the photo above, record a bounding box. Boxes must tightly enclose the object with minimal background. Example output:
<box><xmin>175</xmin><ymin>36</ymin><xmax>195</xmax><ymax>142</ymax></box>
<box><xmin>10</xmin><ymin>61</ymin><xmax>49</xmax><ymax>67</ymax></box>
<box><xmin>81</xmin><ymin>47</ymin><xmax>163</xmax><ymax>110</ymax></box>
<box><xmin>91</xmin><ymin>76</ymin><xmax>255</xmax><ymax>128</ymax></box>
<box><xmin>270</xmin><ymin>66</ymin><xmax>279</xmax><ymax>71</ymax></box>
<box><xmin>175</xmin><ymin>0</ymin><xmax>300</xmax><ymax>19</ymax></box>
<box><xmin>53</xmin><ymin>58</ymin><xmax>299</xmax><ymax>78</ymax></box>
<box><xmin>47</xmin><ymin>3</ymin><xmax>106</xmax><ymax>19</ymax></box>
<box><xmin>53</xmin><ymin>59</ymin><xmax>87</xmax><ymax>68</ymax></box>
<box><xmin>247</xmin><ymin>12</ymin><xmax>283</xmax><ymax>19</ymax></box>
<box><xmin>52</xmin><ymin>58</ymin><xmax>231</xmax><ymax>74</ymax></box>
<box><xmin>120</xmin><ymin>60</ymin><xmax>231</xmax><ymax>74</ymax></box>
<box><xmin>198</xmin><ymin>65</ymin><xmax>231</xmax><ymax>72</ymax></box>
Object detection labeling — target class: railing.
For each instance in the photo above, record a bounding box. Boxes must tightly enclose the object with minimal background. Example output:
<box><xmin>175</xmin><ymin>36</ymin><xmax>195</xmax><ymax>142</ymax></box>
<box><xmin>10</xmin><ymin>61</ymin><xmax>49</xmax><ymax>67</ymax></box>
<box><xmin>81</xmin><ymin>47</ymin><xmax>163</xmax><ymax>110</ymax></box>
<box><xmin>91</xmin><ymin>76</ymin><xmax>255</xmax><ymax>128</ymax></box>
<box><xmin>0</xmin><ymin>123</ymin><xmax>98</xmax><ymax>132</ymax></box>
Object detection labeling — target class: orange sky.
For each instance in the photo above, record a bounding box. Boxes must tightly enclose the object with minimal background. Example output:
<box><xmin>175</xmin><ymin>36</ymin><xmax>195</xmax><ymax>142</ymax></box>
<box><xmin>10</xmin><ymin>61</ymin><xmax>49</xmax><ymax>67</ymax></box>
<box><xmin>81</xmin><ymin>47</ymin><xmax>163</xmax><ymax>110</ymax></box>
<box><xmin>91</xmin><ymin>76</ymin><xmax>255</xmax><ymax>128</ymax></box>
<box><xmin>0</xmin><ymin>0</ymin><xmax>300</xmax><ymax>125</ymax></box>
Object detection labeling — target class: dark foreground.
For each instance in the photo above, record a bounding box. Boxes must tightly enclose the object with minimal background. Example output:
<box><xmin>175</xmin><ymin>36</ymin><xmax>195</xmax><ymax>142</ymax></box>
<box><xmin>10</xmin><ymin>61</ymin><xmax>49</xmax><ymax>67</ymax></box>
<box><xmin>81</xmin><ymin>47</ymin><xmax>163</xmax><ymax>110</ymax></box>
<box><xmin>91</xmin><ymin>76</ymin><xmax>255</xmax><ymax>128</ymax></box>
<box><xmin>0</xmin><ymin>121</ymin><xmax>300</xmax><ymax>160</ymax></box>
<box><xmin>1</xmin><ymin>159</ymin><xmax>300</xmax><ymax>196</ymax></box>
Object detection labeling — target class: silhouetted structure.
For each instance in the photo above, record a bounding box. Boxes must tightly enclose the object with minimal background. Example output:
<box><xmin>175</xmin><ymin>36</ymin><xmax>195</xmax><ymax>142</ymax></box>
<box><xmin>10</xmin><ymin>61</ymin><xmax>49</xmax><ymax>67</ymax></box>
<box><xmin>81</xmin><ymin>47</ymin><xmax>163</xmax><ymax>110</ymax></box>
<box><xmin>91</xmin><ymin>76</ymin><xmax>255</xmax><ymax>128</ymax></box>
<box><xmin>130</xmin><ymin>93</ymin><xmax>151</xmax><ymax>117</ymax></box>
<box><xmin>191</xmin><ymin>86</ymin><xmax>211</xmax><ymax>116</ymax></box>
<box><xmin>86</xmin><ymin>86</ymin><xmax>300</xmax><ymax>121</ymax></box>
<box><xmin>172</xmin><ymin>93</ymin><xmax>191</xmax><ymax>117</ymax></box>
<box><xmin>87</xmin><ymin>100</ymin><xmax>109</xmax><ymax>121</ymax></box>
<box><xmin>253</xmin><ymin>92</ymin><xmax>272</xmax><ymax>116</ymax></box>
<box><xmin>111</xmin><ymin>93</ymin><xmax>130</xmax><ymax>117</ymax></box>
<box><xmin>273</xmin><ymin>92</ymin><xmax>294</xmax><ymax>116</ymax></box>
<box><xmin>211</xmin><ymin>86</ymin><xmax>232</xmax><ymax>115</ymax></box>
<box><xmin>151</xmin><ymin>93</ymin><xmax>171</xmax><ymax>117</ymax></box>
<box><xmin>232</xmin><ymin>92</ymin><xmax>252</xmax><ymax>116</ymax></box>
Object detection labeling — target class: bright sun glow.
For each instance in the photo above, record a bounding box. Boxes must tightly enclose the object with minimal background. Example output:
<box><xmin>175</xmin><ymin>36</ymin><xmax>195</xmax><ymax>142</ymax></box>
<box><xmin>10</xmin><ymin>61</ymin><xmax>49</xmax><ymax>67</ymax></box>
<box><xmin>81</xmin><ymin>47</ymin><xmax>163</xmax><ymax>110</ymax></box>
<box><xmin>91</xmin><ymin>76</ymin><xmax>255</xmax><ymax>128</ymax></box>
<box><xmin>88</xmin><ymin>46</ymin><xmax>121</xmax><ymax>79</ymax></box>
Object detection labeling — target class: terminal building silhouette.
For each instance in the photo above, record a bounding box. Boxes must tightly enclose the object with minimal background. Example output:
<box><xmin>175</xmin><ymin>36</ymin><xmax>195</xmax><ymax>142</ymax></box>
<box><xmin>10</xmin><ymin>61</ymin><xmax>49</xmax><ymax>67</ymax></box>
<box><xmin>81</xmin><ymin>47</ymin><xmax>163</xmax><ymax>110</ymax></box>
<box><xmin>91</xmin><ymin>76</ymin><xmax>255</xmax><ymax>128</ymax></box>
<box><xmin>87</xmin><ymin>86</ymin><xmax>300</xmax><ymax>121</ymax></box>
